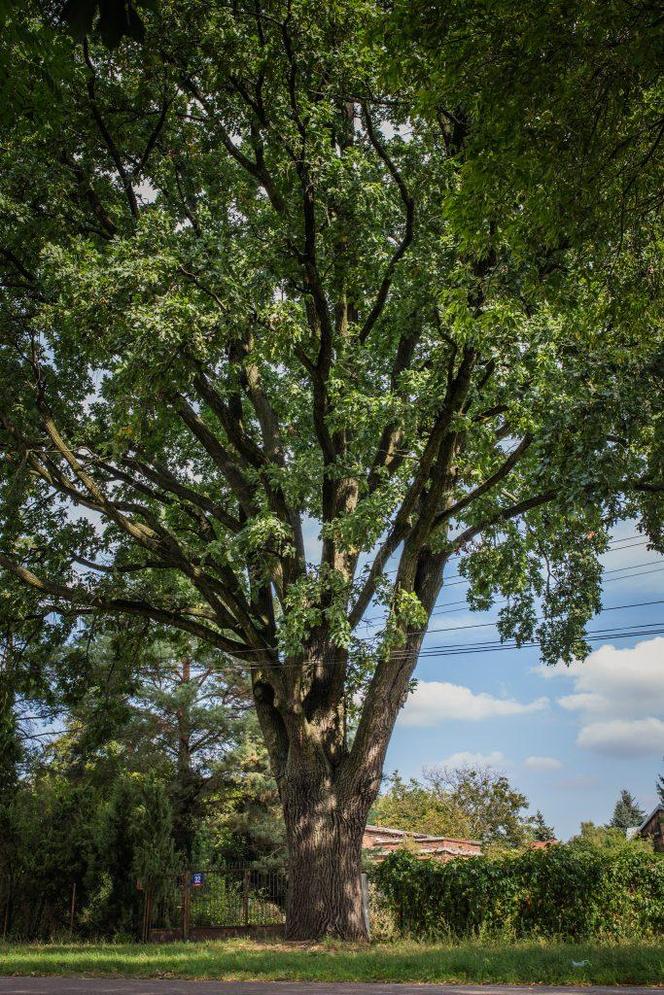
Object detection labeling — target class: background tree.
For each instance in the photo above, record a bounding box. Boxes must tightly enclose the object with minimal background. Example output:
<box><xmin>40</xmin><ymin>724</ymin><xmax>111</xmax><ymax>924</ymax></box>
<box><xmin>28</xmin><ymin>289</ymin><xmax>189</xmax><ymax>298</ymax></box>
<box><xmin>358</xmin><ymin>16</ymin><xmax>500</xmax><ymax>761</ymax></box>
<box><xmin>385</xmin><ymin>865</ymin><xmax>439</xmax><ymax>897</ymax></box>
<box><xmin>424</xmin><ymin>765</ymin><xmax>533</xmax><ymax>847</ymax></box>
<box><xmin>574</xmin><ymin>820</ymin><xmax>652</xmax><ymax>853</ymax></box>
<box><xmin>528</xmin><ymin>809</ymin><xmax>556</xmax><ymax>843</ymax></box>
<box><xmin>370</xmin><ymin>771</ymin><xmax>472</xmax><ymax>839</ymax></box>
<box><xmin>0</xmin><ymin>0</ymin><xmax>662</xmax><ymax>938</ymax></box>
<box><xmin>371</xmin><ymin>765</ymin><xmax>548</xmax><ymax>847</ymax></box>
<box><xmin>66</xmin><ymin>630</ymin><xmax>252</xmax><ymax>861</ymax></box>
<box><xmin>526</xmin><ymin>809</ymin><xmax>556</xmax><ymax>843</ymax></box>
<box><xmin>656</xmin><ymin>759</ymin><xmax>664</xmax><ymax>805</ymax></box>
<box><xmin>609</xmin><ymin>788</ymin><xmax>646</xmax><ymax>831</ymax></box>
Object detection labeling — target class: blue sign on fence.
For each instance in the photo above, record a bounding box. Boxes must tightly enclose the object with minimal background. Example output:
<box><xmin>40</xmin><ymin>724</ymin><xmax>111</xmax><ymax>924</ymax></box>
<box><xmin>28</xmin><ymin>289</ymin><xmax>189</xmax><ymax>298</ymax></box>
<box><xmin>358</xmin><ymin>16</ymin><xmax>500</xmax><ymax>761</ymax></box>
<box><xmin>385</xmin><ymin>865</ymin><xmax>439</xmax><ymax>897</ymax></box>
<box><xmin>191</xmin><ymin>872</ymin><xmax>205</xmax><ymax>887</ymax></box>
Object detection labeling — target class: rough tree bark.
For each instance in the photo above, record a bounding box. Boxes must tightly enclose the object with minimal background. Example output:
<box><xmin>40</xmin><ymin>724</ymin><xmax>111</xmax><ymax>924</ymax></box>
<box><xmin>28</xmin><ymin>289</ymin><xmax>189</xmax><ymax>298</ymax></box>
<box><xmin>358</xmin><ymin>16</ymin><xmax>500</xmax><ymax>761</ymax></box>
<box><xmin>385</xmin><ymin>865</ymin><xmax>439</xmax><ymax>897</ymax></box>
<box><xmin>253</xmin><ymin>620</ymin><xmax>429</xmax><ymax>939</ymax></box>
<box><xmin>282</xmin><ymin>752</ymin><xmax>370</xmax><ymax>940</ymax></box>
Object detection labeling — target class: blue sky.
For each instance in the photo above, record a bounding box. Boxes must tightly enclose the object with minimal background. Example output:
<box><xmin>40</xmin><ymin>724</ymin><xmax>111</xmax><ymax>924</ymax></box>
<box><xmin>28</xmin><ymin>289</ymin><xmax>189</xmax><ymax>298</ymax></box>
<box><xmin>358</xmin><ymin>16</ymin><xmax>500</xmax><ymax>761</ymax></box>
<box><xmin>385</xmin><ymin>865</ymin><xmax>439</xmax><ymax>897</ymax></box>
<box><xmin>381</xmin><ymin>521</ymin><xmax>664</xmax><ymax>839</ymax></box>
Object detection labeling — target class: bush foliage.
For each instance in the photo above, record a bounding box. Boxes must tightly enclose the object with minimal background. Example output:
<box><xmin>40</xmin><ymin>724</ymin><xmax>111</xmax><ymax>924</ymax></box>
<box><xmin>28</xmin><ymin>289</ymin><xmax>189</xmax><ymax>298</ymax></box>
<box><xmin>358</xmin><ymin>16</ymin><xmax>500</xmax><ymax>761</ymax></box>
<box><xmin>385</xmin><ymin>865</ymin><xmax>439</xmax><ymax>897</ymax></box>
<box><xmin>373</xmin><ymin>843</ymin><xmax>664</xmax><ymax>940</ymax></box>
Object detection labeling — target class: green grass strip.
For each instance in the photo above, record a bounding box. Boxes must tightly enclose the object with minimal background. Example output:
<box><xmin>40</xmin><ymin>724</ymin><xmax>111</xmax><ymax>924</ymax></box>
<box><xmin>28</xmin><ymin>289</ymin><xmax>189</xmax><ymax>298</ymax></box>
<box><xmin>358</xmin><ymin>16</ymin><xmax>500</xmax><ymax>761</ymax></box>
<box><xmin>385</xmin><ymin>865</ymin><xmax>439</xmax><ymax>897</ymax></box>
<box><xmin>1</xmin><ymin>939</ymin><xmax>663</xmax><ymax>985</ymax></box>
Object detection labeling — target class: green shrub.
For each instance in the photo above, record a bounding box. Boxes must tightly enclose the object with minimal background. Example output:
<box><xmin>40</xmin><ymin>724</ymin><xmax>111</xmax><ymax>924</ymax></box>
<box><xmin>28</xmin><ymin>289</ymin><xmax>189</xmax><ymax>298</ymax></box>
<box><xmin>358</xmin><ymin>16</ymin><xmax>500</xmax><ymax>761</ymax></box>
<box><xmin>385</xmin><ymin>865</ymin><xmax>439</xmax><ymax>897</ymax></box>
<box><xmin>372</xmin><ymin>842</ymin><xmax>664</xmax><ymax>940</ymax></box>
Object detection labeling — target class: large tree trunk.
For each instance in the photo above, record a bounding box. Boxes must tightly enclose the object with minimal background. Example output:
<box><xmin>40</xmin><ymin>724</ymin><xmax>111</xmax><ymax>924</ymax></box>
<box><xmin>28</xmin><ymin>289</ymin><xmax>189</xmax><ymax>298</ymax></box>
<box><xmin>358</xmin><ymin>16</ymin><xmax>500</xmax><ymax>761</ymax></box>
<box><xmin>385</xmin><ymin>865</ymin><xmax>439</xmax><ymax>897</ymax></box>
<box><xmin>253</xmin><ymin>629</ymin><xmax>428</xmax><ymax>941</ymax></box>
<box><xmin>283</xmin><ymin>770</ymin><xmax>369</xmax><ymax>940</ymax></box>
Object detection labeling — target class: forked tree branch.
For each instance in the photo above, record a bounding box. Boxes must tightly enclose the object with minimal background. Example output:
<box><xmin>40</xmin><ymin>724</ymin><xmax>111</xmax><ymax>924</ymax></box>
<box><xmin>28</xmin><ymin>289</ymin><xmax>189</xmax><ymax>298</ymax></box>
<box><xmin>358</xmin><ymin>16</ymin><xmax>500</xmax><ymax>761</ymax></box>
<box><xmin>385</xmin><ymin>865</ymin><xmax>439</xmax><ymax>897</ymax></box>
<box><xmin>431</xmin><ymin>434</ymin><xmax>533</xmax><ymax>532</ymax></box>
<box><xmin>0</xmin><ymin>552</ymin><xmax>247</xmax><ymax>654</ymax></box>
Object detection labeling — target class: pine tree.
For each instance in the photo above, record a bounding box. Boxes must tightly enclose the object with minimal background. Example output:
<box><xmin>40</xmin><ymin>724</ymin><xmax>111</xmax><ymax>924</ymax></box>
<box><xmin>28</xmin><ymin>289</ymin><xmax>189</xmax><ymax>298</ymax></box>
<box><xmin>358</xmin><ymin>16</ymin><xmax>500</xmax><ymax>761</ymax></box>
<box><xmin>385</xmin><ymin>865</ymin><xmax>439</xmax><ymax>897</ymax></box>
<box><xmin>657</xmin><ymin>759</ymin><xmax>664</xmax><ymax>805</ymax></box>
<box><xmin>609</xmin><ymin>789</ymin><xmax>646</xmax><ymax>831</ymax></box>
<box><xmin>528</xmin><ymin>809</ymin><xmax>557</xmax><ymax>842</ymax></box>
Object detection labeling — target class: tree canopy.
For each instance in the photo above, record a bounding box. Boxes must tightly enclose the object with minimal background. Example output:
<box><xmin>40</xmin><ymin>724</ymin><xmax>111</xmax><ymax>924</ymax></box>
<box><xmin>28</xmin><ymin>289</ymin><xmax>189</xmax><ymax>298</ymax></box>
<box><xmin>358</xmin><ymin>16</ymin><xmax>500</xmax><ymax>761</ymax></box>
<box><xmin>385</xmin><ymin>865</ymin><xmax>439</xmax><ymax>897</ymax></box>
<box><xmin>371</xmin><ymin>765</ymin><xmax>550</xmax><ymax>846</ymax></box>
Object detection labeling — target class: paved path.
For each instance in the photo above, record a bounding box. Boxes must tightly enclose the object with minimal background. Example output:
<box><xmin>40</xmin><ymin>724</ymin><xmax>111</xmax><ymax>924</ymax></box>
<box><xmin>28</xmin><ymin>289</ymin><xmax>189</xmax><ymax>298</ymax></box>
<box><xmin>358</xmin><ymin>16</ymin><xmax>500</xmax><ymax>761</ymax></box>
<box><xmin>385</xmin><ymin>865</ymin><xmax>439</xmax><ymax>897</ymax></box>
<box><xmin>0</xmin><ymin>982</ymin><xmax>662</xmax><ymax>995</ymax></box>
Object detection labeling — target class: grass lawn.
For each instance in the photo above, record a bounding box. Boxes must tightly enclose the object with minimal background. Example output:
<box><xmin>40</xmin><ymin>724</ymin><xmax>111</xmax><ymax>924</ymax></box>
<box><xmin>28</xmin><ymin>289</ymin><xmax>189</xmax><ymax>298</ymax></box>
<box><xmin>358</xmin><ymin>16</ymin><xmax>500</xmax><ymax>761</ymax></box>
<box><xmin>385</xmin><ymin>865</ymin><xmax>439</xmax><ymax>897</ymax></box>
<box><xmin>0</xmin><ymin>938</ymin><xmax>663</xmax><ymax>986</ymax></box>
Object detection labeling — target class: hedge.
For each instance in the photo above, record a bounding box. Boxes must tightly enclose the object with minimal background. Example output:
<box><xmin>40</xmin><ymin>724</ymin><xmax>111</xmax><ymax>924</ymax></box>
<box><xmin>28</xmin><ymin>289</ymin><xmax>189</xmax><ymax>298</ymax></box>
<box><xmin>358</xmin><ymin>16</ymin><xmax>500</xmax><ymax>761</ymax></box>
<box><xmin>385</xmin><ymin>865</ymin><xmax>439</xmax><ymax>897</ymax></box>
<box><xmin>372</xmin><ymin>844</ymin><xmax>664</xmax><ymax>939</ymax></box>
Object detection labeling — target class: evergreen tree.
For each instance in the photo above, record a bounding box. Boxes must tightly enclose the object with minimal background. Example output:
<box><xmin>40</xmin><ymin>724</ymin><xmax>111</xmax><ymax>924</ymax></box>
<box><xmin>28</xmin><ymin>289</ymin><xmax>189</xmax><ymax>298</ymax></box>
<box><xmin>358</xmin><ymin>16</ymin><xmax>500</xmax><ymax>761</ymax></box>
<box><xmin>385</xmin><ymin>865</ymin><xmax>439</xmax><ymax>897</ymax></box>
<box><xmin>656</xmin><ymin>759</ymin><xmax>664</xmax><ymax>805</ymax></box>
<box><xmin>609</xmin><ymin>789</ymin><xmax>646</xmax><ymax>831</ymax></box>
<box><xmin>527</xmin><ymin>809</ymin><xmax>556</xmax><ymax>842</ymax></box>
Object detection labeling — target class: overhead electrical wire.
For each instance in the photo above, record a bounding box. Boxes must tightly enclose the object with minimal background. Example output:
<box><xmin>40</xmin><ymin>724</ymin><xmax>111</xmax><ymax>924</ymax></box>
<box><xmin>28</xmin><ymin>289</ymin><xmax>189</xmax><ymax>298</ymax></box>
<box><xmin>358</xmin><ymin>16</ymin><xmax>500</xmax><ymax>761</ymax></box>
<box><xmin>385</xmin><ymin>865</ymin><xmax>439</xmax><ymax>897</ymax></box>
<box><xmin>375</xmin><ymin>532</ymin><xmax>649</xmax><ymax>581</ymax></box>
<box><xmin>212</xmin><ymin>588</ymin><xmax>664</xmax><ymax>670</ymax></box>
<box><xmin>221</xmin><ymin>622</ymin><xmax>664</xmax><ymax>672</ymax></box>
<box><xmin>360</xmin><ymin>557</ymin><xmax>664</xmax><ymax>630</ymax></box>
<box><xmin>158</xmin><ymin>538</ymin><xmax>664</xmax><ymax>669</ymax></box>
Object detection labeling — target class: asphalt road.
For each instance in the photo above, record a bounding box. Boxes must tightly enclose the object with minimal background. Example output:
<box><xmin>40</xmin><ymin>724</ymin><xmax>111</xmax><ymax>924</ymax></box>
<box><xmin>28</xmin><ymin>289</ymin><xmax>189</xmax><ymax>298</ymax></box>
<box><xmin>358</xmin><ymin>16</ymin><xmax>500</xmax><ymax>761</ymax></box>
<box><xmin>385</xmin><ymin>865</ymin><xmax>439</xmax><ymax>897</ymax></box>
<box><xmin>0</xmin><ymin>982</ymin><xmax>662</xmax><ymax>995</ymax></box>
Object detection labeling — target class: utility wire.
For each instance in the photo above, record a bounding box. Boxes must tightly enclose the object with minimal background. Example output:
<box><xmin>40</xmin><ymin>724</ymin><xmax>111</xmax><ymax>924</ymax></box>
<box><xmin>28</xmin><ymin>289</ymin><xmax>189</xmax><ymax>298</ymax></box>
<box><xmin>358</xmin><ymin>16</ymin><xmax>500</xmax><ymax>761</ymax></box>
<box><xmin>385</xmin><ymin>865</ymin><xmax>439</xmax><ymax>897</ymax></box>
<box><xmin>220</xmin><ymin>622</ymin><xmax>664</xmax><ymax>671</ymax></box>
<box><xmin>361</xmin><ymin>559</ymin><xmax>664</xmax><ymax>629</ymax></box>
<box><xmin>375</xmin><ymin>531</ymin><xmax>647</xmax><ymax>580</ymax></box>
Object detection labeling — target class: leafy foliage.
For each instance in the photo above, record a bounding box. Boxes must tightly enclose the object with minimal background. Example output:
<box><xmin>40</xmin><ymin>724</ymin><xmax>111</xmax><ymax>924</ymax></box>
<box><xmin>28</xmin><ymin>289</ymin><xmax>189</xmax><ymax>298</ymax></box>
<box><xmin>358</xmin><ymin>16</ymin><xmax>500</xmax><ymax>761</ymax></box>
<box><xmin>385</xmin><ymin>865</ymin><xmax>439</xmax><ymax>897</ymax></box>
<box><xmin>374</xmin><ymin>841</ymin><xmax>664</xmax><ymax>940</ymax></box>
<box><xmin>527</xmin><ymin>810</ymin><xmax>556</xmax><ymax>843</ymax></box>
<box><xmin>372</xmin><ymin>765</ymin><xmax>542</xmax><ymax>846</ymax></box>
<box><xmin>0</xmin><ymin>627</ymin><xmax>280</xmax><ymax>939</ymax></box>
<box><xmin>1</xmin><ymin>0</ymin><xmax>663</xmax><ymax>937</ymax></box>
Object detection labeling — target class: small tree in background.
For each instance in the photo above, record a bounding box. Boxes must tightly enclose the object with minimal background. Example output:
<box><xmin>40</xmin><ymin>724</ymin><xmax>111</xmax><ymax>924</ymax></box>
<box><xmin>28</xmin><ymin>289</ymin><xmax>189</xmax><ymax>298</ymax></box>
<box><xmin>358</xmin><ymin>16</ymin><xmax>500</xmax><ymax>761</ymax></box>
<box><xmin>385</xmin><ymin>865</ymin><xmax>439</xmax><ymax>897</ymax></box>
<box><xmin>371</xmin><ymin>765</ymin><xmax>545</xmax><ymax>847</ymax></box>
<box><xmin>425</xmin><ymin>766</ymin><xmax>533</xmax><ymax>847</ymax></box>
<box><xmin>609</xmin><ymin>789</ymin><xmax>646</xmax><ymax>832</ymax></box>
<box><xmin>527</xmin><ymin>809</ymin><xmax>556</xmax><ymax>842</ymax></box>
<box><xmin>370</xmin><ymin>771</ymin><xmax>472</xmax><ymax>839</ymax></box>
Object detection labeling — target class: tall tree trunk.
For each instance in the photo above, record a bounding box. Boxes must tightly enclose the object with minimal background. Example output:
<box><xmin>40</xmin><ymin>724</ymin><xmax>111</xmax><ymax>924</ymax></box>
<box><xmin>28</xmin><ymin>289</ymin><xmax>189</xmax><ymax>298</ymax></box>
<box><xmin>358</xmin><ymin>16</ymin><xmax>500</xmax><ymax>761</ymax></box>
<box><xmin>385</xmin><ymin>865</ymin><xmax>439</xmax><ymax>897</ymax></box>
<box><xmin>254</xmin><ymin>630</ymin><xmax>427</xmax><ymax>941</ymax></box>
<box><xmin>282</xmin><ymin>754</ymin><xmax>371</xmax><ymax>940</ymax></box>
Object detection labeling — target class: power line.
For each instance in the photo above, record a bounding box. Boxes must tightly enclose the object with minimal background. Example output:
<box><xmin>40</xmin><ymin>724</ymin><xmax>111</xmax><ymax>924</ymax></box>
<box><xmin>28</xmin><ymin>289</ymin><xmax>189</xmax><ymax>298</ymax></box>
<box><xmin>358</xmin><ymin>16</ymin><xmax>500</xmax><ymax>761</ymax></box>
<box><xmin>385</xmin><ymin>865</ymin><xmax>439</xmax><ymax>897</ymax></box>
<box><xmin>422</xmin><ymin>597</ymin><xmax>664</xmax><ymax>639</ymax></box>
<box><xmin>216</xmin><ymin>596</ymin><xmax>664</xmax><ymax>668</ymax></box>
<box><xmin>414</xmin><ymin>624</ymin><xmax>664</xmax><ymax>660</ymax></box>
<box><xmin>376</xmin><ymin>532</ymin><xmax>648</xmax><ymax>580</ymax></box>
<box><xmin>223</xmin><ymin>621</ymin><xmax>664</xmax><ymax>671</ymax></box>
<box><xmin>361</xmin><ymin>559</ymin><xmax>664</xmax><ymax>629</ymax></box>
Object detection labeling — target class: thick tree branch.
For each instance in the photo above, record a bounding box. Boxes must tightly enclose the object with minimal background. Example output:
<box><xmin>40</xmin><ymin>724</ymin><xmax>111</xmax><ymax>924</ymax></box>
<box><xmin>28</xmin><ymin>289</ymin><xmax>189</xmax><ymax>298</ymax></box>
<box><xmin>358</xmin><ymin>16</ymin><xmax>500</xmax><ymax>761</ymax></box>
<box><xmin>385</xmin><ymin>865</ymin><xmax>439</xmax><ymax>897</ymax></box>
<box><xmin>172</xmin><ymin>393</ymin><xmax>257</xmax><ymax>514</ymax></box>
<box><xmin>451</xmin><ymin>490</ymin><xmax>557</xmax><ymax>553</ymax></box>
<box><xmin>83</xmin><ymin>40</ymin><xmax>139</xmax><ymax>220</ymax></box>
<box><xmin>0</xmin><ymin>552</ymin><xmax>246</xmax><ymax>654</ymax></box>
<box><xmin>431</xmin><ymin>434</ymin><xmax>533</xmax><ymax>532</ymax></box>
<box><xmin>349</xmin><ymin>348</ymin><xmax>476</xmax><ymax>627</ymax></box>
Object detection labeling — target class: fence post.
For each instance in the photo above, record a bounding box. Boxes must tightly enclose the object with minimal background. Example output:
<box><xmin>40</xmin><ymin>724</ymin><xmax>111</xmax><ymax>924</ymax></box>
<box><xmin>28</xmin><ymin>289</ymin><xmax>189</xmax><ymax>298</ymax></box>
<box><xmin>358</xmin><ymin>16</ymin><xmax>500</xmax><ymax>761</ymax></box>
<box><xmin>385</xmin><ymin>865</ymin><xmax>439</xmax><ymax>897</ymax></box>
<box><xmin>242</xmin><ymin>869</ymin><xmax>250</xmax><ymax>926</ymax></box>
<box><xmin>141</xmin><ymin>888</ymin><xmax>153</xmax><ymax>943</ymax></box>
<box><xmin>69</xmin><ymin>881</ymin><xmax>77</xmax><ymax>933</ymax></box>
<box><xmin>181</xmin><ymin>872</ymin><xmax>190</xmax><ymax>941</ymax></box>
<box><xmin>360</xmin><ymin>872</ymin><xmax>370</xmax><ymax>939</ymax></box>
<box><xmin>2</xmin><ymin>894</ymin><xmax>7</xmax><ymax>940</ymax></box>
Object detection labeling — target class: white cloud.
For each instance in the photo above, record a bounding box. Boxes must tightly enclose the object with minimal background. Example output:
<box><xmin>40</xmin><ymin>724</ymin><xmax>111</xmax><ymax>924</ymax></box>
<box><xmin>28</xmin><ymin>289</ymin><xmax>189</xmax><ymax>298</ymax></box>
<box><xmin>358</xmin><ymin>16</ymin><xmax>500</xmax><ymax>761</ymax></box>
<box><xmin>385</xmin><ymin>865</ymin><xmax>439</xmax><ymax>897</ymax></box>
<box><xmin>557</xmin><ymin>692</ymin><xmax>606</xmax><ymax>712</ymax></box>
<box><xmin>399</xmin><ymin>681</ymin><xmax>549</xmax><ymax>727</ymax></box>
<box><xmin>577</xmin><ymin>718</ymin><xmax>664</xmax><ymax>756</ymax></box>
<box><xmin>439</xmin><ymin>750</ymin><xmax>505</xmax><ymax>769</ymax></box>
<box><xmin>524</xmin><ymin>755</ymin><xmax>562</xmax><ymax>771</ymax></box>
<box><xmin>556</xmin><ymin>637</ymin><xmax>664</xmax><ymax>719</ymax></box>
<box><xmin>535</xmin><ymin>637</ymin><xmax>664</xmax><ymax>756</ymax></box>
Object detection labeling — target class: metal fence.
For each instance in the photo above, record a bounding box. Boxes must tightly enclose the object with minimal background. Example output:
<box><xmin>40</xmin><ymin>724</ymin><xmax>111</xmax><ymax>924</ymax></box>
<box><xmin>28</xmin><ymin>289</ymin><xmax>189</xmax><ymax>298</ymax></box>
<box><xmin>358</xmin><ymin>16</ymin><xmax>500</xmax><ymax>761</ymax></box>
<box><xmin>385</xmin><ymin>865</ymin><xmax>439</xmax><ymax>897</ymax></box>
<box><xmin>147</xmin><ymin>864</ymin><xmax>287</xmax><ymax>940</ymax></box>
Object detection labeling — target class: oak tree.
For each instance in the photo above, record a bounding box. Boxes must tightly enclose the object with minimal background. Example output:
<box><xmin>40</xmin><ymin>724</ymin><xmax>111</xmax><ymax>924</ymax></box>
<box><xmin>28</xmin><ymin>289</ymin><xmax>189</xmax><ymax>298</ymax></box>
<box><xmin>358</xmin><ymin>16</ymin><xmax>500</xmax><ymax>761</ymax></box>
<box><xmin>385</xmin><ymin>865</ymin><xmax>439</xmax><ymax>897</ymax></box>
<box><xmin>1</xmin><ymin>0</ymin><xmax>662</xmax><ymax>937</ymax></box>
